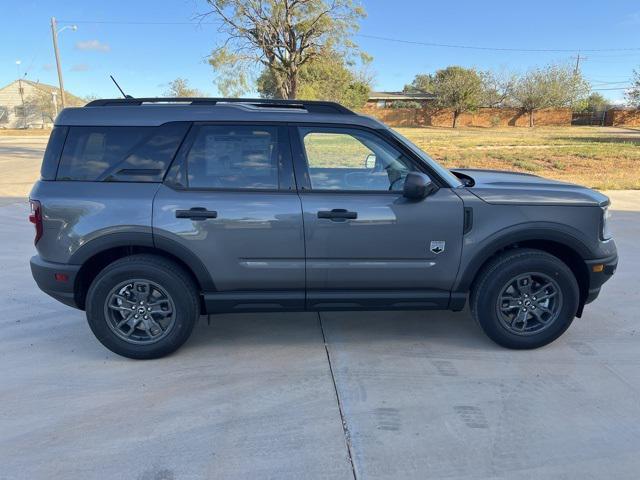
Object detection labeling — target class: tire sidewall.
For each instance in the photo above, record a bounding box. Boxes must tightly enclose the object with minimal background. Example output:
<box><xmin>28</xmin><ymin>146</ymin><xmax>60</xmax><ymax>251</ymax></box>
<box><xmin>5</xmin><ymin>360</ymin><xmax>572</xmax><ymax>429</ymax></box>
<box><xmin>475</xmin><ymin>254</ymin><xmax>579</xmax><ymax>349</ymax></box>
<box><xmin>86</xmin><ymin>261</ymin><xmax>198</xmax><ymax>359</ymax></box>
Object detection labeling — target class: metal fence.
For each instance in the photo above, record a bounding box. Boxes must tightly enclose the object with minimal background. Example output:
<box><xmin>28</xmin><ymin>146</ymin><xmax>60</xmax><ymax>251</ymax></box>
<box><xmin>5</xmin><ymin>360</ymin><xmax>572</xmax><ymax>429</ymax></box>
<box><xmin>571</xmin><ymin>109</ymin><xmax>608</xmax><ymax>126</ymax></box>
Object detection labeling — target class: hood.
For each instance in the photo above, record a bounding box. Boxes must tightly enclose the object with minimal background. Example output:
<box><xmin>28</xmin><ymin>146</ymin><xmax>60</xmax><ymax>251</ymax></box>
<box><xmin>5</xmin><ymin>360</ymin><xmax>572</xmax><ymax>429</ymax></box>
<box><xmin>451</xmin><ymin>169</ymin><xmax>609</xmax><ymax>207</ymax></box>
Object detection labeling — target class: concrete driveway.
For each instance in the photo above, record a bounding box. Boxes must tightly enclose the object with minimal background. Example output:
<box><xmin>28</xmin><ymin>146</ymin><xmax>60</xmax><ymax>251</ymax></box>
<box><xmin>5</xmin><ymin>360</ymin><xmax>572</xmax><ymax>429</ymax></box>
<box><xmin>1</xmin><ymin>141</ymin><xmax>640</xmax><ymax>479</ymax></box>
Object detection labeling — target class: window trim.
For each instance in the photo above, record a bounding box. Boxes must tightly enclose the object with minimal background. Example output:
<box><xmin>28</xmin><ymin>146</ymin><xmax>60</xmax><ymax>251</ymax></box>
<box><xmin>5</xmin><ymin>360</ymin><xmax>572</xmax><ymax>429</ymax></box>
<box><xmin>165</xmin><ymin>121</ymin><xmax>296</xmax><ymax>193</ymax></box>
<box><xmin>289</xmin><ymin>123</ymin><xmax>446</xmax><ymax>194</ymax></box>
<box><xmin>54</xmin><ymin>122</ymin><xmax>190</xmax><ymax>183</ymax></box>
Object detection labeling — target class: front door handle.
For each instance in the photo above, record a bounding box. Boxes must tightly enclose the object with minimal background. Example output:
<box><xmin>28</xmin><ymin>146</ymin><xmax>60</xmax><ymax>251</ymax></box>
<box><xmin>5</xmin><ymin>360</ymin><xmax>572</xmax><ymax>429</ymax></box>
<box><xmin>317</xmin><ymin>209</ymin><xmax>358</xmax><ymax>221</ymax></box>
<box><xmin>175</xmin><ymin>207</ymin><xmax>218</xmax><ymax>220</ymax></box>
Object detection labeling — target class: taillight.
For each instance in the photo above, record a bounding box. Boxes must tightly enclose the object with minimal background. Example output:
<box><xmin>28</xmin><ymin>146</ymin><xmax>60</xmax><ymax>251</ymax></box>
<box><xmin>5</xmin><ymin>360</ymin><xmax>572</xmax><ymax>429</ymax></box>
<box><xmin>29</xmin><ymin>199</ymin><xmax>43</xmax><ymax>245</ymax></box>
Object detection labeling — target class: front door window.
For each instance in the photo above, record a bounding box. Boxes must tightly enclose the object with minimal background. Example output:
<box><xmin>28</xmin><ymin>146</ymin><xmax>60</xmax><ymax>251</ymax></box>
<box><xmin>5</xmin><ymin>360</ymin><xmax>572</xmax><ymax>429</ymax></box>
<box><xmin>299</xmin><ymin>127</ymin><xmax>414</xmax><ymax>192</ymax></box>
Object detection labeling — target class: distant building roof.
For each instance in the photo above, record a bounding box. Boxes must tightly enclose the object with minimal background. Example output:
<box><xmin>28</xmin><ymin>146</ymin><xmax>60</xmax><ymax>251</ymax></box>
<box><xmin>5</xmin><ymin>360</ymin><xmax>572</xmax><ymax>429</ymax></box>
<box><xmin>0</xmin><ymin>79</ymin><xmax>85</xmax><ymax>106</ymax></box>
<box><xmin>368</xmin><ymin>91</ymin><xmax>435</xmax><ymax>101</ymax></box>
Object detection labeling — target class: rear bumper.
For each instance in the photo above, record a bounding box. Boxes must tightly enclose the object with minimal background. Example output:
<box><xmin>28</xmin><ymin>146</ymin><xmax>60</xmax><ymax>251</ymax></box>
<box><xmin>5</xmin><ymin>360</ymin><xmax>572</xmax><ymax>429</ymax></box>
<box><xmin>30</xmin><ymin>255</ymin><xmax>81</xmax><ymax>309</ymax></box>
<box><xmin>584</xmin><ymin>253</ymin><xmax>618</xmax><ymax>305</ymax></box>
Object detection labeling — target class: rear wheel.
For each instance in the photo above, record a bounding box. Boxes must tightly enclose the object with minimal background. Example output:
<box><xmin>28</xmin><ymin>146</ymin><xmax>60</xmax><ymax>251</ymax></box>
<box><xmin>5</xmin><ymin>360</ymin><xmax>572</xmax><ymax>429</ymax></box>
<box><xmin>86</xmin><ymin>254</ymin><xmax>199</xmax><ymax>359</ymax></box>
<box><xmin>471</xmin><ymin>249</ymin><xmax>579</xmax><ymax>349</ymax></box>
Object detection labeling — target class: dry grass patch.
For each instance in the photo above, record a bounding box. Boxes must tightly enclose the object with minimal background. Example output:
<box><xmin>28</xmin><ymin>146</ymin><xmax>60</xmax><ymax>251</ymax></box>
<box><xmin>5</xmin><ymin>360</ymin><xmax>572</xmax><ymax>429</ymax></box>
<box><xmin>396</xmin><ymin>126</ymin><xmax>640</xmax><ymax>189</ymax></box>
<box><xmin>0</xmin><ymin>129</ymin><xmax>52</xmax><ymax>137</ymax></box>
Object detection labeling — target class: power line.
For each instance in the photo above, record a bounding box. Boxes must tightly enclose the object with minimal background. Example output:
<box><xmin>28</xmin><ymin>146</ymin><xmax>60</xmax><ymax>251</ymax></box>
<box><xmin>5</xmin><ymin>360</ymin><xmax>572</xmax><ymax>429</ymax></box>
<box><xmin>58</xmin><ymin>19</ymin><xmax>219</xmax><ymax>25</ymax></box>
<box><xmin>592</xmin><ymin>86</ymin><xmax>632</xmax><ymax>91</ymax></box>
<box><xmin>57</xmin><ymin>19</ymin><xmax>640</xmax><ymax>53</ymax></box>
<box><xmin>356</xmin><ymin>33</ymin><xmax>640</xmax><ymax>53</ymax></box>
<box><xmin>589</xmin><ymin>80</ymin><xmax>631</xmax><ymax>85</ymax></box>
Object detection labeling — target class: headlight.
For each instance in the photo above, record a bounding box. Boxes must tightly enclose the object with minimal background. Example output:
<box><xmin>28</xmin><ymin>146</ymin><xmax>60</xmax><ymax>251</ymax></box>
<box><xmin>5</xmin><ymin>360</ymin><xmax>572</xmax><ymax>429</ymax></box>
<box><xmin>601</xmin><ymin>206</ymin><xmax>612</xmax><ymax>240</ymax></box>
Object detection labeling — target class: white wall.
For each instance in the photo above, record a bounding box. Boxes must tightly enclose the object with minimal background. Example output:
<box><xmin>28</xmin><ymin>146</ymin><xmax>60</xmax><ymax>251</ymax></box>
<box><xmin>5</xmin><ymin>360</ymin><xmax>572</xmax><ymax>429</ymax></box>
<box><xmin>0</xmin><ymin>81</ymin><xmax>57</xmax><ymax>129</ymax></box>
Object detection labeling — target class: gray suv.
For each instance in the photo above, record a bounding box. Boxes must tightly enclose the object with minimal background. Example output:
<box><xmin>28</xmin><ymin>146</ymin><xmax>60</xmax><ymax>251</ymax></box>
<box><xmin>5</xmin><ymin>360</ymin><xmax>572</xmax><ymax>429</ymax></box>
<box><xmin>29</xmin><ymin>98</ymin><xmax>618</xmax><ymax>359</ymax></box>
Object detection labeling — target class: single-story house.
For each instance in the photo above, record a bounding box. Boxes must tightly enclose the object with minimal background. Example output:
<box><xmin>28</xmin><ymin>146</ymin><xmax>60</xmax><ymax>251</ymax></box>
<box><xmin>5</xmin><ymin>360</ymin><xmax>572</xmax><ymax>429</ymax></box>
<box><xmin>366</xmin><ymin>91</ymin><xmax>436</xmax><ymax>109</ymax></box>
<box><xmin>0</xmin><ymin>79</ymin><xmax>84</xmax><ymax>129</ymax></box>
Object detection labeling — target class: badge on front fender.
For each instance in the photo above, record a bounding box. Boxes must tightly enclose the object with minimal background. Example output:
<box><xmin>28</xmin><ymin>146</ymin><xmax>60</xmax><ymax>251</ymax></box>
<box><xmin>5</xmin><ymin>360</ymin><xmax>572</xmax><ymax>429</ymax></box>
<box><xmin>430</xmin><ymin>241</ymin><xmax>445</xmax><ymax>254</ymax></box>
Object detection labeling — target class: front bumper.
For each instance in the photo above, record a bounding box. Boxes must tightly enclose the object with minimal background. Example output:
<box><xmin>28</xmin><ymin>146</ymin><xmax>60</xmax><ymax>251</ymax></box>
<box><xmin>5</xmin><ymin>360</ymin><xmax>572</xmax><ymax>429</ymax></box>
<box><xmin>583</xmin><ymin>253</ymin><xmax>618</xmax><ymax>305</ymax></box>
<box><xmin>30</xmin><ymin>255</ymin><xmax>81</xmax><ymax>309</ymax></box>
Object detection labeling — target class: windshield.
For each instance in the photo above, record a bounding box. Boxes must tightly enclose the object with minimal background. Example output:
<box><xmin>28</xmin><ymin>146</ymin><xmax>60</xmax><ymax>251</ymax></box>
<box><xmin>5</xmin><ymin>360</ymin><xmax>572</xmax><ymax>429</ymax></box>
<box><xmin>388</xmin><ymin>129</ymin><xmax>463</xmax><ymax>187</ymax></box>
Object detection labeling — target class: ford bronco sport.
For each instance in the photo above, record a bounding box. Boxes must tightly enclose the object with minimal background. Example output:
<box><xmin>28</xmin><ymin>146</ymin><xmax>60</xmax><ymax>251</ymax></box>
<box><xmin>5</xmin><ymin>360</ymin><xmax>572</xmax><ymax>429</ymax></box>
<box><xmin>29</xmin><ymin>98</ymin><xmax>618</xmax><ymax>359</ymax></box>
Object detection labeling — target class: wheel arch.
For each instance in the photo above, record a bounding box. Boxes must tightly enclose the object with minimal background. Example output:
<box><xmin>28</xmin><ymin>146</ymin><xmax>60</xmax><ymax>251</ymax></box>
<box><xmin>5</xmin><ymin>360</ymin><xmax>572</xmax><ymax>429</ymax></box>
<box><xmin>457</xmin><ymin>227</ymin><xmax>592</xmax><ymax>314</ymax></box>
<box><xmin>71</xmin><ymin>232</ymin><xmax>215</xmax><ymax>310</ymax></box>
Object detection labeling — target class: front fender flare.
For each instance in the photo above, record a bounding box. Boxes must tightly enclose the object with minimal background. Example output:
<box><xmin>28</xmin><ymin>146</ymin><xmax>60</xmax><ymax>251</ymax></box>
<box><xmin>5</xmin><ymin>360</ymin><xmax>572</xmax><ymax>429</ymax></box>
<box><xmin>454</xmin><ymin>222</ymin><xmax>594</xmax><ymax>292</ymax></box>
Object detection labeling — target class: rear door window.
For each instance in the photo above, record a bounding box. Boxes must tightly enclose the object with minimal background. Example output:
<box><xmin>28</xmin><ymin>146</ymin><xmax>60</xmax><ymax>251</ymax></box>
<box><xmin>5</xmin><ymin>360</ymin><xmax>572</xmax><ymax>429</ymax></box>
<box><xmin>185</xmin><ymin>125</ymin><xmax>288</xmax><ymax>190</ymax></box>
<box><xmin>56</xmin><ymin>122</ymin><xmax>189</xmax><ymax>182</ymax></box>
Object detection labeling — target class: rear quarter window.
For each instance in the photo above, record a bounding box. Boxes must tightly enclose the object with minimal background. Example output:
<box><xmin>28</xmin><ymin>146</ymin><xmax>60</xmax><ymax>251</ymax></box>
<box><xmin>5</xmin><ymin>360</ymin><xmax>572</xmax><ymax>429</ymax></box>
<box><xmin>40</xmin><ymin>126</ymin><xmax>69</xmax><ymax>180</ymax></box>
<box><xmin>56</xmin><ymin>123</ymin><xmax>189</xmax><ymax>182</ymax></box>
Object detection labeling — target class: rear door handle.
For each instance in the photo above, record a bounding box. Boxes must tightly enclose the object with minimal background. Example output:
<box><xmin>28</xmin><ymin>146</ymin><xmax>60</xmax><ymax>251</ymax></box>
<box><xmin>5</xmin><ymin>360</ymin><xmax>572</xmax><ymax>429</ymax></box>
<box><xmin>317</xmin><ymin>209</ymin><xmax>358</xmax><ymax>221</ymax></box>
<box><xmin>175</xmin><ymin>207</ymin><xmax>218</xmax><ymax>220</ymax></box>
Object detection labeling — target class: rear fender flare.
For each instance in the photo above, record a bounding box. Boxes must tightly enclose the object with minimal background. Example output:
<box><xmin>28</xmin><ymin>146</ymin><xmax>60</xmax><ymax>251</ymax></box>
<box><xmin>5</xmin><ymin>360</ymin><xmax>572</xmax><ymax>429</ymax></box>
<box><xmin>69</xmin><ymin>231</ymin><xmax>215</xmax><ymax>291</ymax></box>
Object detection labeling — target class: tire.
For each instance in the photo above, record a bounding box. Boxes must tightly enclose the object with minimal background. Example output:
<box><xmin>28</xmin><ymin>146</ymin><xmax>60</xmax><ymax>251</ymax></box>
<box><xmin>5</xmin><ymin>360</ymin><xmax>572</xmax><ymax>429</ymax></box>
<box><xmin>85</xmin><ymin>254</ymin><xmax>199</xmax><ymax>359</ymax></box>
<box><xmin>470</xmin><ymin>249</ymin><xmax>579</xmax><ymax>349</ymax></box>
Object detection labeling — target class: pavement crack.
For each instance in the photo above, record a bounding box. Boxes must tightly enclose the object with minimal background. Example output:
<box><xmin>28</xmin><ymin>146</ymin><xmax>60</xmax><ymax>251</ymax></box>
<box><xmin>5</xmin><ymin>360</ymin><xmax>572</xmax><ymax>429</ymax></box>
<box><xmin>318</xmin><ymin>312</ymin><xmax>358</xmax><ymax>480</ymax></box>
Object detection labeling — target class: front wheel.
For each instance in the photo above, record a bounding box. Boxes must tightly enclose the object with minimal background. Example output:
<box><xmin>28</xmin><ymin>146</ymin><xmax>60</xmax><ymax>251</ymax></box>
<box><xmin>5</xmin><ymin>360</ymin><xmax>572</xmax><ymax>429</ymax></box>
<box><xmin>471</xmin><ymin>249</ymin><xmax>580</xmax><ymax>349</ymax></box>
<box><xmin>86</xmin><ymin>254</ymin><xmax>199</xmax><ymax>359</ymax></box>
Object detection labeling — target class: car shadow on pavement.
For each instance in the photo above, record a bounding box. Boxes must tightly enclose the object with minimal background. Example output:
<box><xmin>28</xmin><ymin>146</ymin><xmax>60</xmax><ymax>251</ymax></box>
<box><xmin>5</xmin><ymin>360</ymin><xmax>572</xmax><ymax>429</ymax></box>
<box><xmin>182</xmin><ymin>308</ymin><xmax>498</xmax><ymax>355</ymax></box>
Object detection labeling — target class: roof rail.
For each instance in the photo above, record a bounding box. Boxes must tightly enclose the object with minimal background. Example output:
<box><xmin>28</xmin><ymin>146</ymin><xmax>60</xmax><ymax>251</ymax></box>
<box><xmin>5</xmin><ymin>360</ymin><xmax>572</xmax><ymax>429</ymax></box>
<box><xmin>85</xmin><ymin>97</ymin><xmax>355</xmax><ymax>115</ymax></box>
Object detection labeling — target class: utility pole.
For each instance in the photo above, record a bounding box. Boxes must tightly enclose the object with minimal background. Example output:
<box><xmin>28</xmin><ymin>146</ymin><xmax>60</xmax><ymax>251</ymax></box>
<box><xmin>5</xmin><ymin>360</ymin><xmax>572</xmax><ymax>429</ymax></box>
<box><xmin>573</xmin><ymin>53</ymin><xmax>586</xmax><ymax>74</ymax></box>
<box><xmin>16</xmin><ymin>60</ymin><xmax>26</xmax><ymax>129</ymax></box>
<box><xmin>50</xmin><ymin>17</ymin><xmax>66</xmax><ymax>108</ymax></box>
<box><xmin>51</xmin><ymin>91</ymin><xmax>59</xmax><ymax>118</ymax></box>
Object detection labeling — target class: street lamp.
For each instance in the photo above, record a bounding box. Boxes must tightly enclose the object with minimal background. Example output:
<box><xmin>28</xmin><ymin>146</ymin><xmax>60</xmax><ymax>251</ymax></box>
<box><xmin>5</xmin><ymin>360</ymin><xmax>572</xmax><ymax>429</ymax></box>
<box><xmin>50</xmin><ymin>17</ymin><xmax>77</xmax><ymax>108</ymax></box>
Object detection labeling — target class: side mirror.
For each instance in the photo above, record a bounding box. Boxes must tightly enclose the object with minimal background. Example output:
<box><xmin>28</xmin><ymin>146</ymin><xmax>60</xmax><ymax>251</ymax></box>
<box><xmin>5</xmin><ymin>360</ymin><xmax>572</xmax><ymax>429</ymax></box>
<box><xmin>403</xmin><ymin>172</ymin><xmax>437</xmax><ymax>200</ymax></box>
<box><xmin>365</xmin><ymin>153</ymin><xmax>376</xmax><ymax>169</ymax></box>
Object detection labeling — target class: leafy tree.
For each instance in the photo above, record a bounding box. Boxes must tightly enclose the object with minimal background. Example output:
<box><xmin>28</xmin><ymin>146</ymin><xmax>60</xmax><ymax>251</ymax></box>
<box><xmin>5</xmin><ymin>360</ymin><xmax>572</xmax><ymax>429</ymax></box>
<box><xmin>403</xmin><ymin>74</ymin><xmax>433</xmax><ymax>94</ymax></box>
<box><xmin>575</xmin><ymin>92</ymin><xmax>609</xmax><ymax>113</ymax></box>
<box><xmin>23</xmin><ymin>86</ymin><xmax>84</xmax><ymax>127</ymax></box>
<box><xmin>24</xmin><ymin>90</ymin><xmax>60</xmax><ymax>126</ymax></box>
<box><xmin>82</xmin><ymin>94</ymin><xmax>99</xmax><ymax>103</ymax></box>
<box><xmin>512</xmin><ymin>64</ymin><xmax>590</xmax><ymax>127</ymax></box>
<box><xmin>431</xmin><ymin>66</ymin><xmax>484</xmax><ymax>128</ymax></box>
<box><xmin>164</xmin><ymin>78</ymin><xmax>204</xmax><ymax>97</ymax></box>
<box><xmin>256</xmin><ymin>51</ymin><xmax>371</xmax><ymax>108</ymax></box>
<box><xmin>481</xmin><ymin>71</ymin><xmax>516</xmax><ymax>108</ymax></box>
<box><xmin>203</xmin><ymin>0</ymin><xmax>366</xmax><ymax>99</ymax></box>
<box><xmin>626</xmin><ymin>70</ymin><xmax>640</xmax><ymax>107</ymax></box>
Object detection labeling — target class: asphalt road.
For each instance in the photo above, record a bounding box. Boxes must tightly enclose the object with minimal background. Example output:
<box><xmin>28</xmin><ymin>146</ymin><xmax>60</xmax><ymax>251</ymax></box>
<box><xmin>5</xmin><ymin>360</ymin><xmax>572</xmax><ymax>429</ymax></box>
<box><xmin>1</xmin><ymin>141</ymin><xmax>640</xmax><ymax>479</ymax></box>
<box><xmin>0</xmin><ymin>136</ymin><xmax>49</xmax><ymax>198</ymax></box>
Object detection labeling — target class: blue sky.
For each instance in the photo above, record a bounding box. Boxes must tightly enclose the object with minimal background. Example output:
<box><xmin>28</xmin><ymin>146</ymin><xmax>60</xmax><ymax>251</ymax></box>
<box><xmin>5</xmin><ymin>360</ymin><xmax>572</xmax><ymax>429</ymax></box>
<box><xmin>1</xmin><ymin>0</ymin><xmax>639</xmax><ymax>102</ymax></box>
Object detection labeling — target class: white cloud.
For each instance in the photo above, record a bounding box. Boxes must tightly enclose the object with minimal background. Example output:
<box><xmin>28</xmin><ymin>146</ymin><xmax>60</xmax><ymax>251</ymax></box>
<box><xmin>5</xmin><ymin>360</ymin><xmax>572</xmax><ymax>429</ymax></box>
<box><xmin>70</xmin><ymin>64</ymin><xmax>90</xmax><ymax>72</ymax></box>
<box><xmin>42</xmin><ymin>63</ymin><xmax>54</xmax><ymax>72</ymax></box>
<box><xmin>621</xmin><ymin>12</ymin><xmax>640</xmax><ymax>26</ymax></box>
<box><xmin>75</xmin><ymin>39</ymin><xmax>110</xmax><ymax>52</ymax></box>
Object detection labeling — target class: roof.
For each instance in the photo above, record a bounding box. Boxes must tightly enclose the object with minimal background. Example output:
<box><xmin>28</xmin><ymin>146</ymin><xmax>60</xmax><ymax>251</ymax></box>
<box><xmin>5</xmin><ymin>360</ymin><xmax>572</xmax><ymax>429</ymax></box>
<box><xmin>368</xmin><ymin>91</ymin><xmax>435</xmax><ymax>101</ymax></box>
<box><xmin>56</xmin><ymin>97</ymin><xmax>387</xmax><ymax>129</ymax></box>
<box><xmin>0</xmin><ymin>79</ymin><xmax>85</xmax><ymax>106</ymax></box>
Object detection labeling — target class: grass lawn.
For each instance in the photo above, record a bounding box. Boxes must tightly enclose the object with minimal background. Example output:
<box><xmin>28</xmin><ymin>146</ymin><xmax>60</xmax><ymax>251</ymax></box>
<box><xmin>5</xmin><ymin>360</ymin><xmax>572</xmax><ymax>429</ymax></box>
<box><xmin>395</xmin><ymin>126</ymin><xmax>640</xmax><ymax>190</ymax></box>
